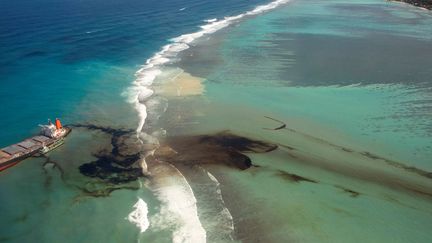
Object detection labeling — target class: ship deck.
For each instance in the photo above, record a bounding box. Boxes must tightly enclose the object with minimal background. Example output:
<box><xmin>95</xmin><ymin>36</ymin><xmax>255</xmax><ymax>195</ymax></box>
<box><xmin>0</xmin><ymin>135</ymin><xmax>62</xmax><ymax>165</ymax></box>
<box><xmin>0</xmin><ymin>127</ymin><xmax>71</xmax><ymax>168</ymax></box>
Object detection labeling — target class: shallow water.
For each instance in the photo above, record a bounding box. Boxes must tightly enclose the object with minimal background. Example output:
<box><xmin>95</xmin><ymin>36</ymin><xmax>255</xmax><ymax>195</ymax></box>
<box><xmin>160</xmin><ymin>0</ymin><xmax>432</xmax><ymax>242</ymax></box>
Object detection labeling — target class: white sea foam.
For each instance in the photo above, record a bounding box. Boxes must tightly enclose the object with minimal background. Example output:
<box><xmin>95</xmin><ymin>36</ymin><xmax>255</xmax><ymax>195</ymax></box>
<box><xmin>204</xmin><ymin>18</ymin><xmax>217</xmax><ymax>23</ymax></box>
<box><xmin>205</xmin><ymin>171</ymin><xmax>235</xmax><ymax>236</ymax></box>
<box><xmin>140</xmin><ymin>157</ymin><xmax>149</xmax><ymax>174</ymax></box>
<box><xmin>137</xmin><ymin>87</ymin><xmax>154</xmax><ymax>103</ymax></box>
<box><xmin>126</xmin><ymin>0</ymin><xmax>290</xmax><ymax>240</ymax></box>
<box><xmin>127</xmin><ymin>198</ymin><xmax>150</xmax><ymax>233</ymax></box>
<box><xmin>135</xmin><ymin>103</ymin><xmax>147</xmax><ymax>133</ymax></box>
<box><xmin>150</xmin><ymin>162</ymin><xmax>206</xmax><ymax>243</ymax></box>
<box><xmin>129</xmin><ymin>0</ymin><xmax>291</xmax><ymax>134</ymax></box>
<box><xmin>136</xmin><ymin>69</ymin><xmax>161</xmax><ymax>86</ymax></box>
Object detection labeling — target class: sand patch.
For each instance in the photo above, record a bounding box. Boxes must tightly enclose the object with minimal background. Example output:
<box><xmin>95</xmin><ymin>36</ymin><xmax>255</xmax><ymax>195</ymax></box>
<box><xmin>155</xmin><ymin>71</ymin><xmax>204</xmax><ymax>97</ymax></box>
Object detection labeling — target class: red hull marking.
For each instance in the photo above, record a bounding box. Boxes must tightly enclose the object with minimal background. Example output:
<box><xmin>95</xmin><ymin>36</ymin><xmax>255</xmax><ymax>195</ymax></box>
<box><xmin>0</xmin><ymin>160</ymin><xmax>21</xmax><ymax>172</ymax></box>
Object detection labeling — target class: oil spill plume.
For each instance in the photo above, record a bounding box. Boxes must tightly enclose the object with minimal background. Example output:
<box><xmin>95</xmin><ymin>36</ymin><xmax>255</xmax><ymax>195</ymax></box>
<box><xmin>153</xmin><ymin>131</ymin><xmax>278</xmax><ymax>170</ymax></box>
<box><xmin>275</xmin><ymin>170</ymin><xmax>318</xmax><ymax>183</ymax></box>
<box><xmin>72</xmin><ymin>124</ymin><xmax>146</xmax><ymax>184</ymax></box>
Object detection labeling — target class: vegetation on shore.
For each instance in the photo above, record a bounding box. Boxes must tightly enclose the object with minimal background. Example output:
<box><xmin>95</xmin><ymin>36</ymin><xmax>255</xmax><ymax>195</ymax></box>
<box><xmin>393</xmin><ymin>0</ymin><xmax>432</xmax><ymax>10</ymax></box>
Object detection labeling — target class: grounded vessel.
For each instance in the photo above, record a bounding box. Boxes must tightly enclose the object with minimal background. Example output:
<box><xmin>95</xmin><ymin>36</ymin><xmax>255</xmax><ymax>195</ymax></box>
<box><xmin>0</xmin><ymin>118</ymin><xmax>71</xmax><ymax>171</ymax></box>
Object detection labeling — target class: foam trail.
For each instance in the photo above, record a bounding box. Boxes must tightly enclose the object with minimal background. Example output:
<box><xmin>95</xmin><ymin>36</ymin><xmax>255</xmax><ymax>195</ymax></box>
<box><xmin>150</xmin><ymin>162</ymin><xmax>206</xmax><ymax>243</ymax></box>
<box><xmin>207</xmin><ymin>171</ymin><xmax>234</xmax><ymax>231</ymax></box>
<box><xmin>127</xmin><ymin>198</ymin><xmax>150</xmax><ymax>233</ymax></box>
<box><xmin>201</xmin><ymin>169</ymin><xmax>235</xmax><ymax>241</ymax></box>
<box><xmin>140</xmin><ymin>157</ymin><xmax>148</xmax><ymax>174</ymax></box>
<box><xmin>204</xmin><ymin>18</ymin><xmax>217</xmax><ymax>23</ymax></box>
<box><xmin>206</xmin><ymin>171</ymin><xmax>234</xmax><ymax>234</ymax></box>
<box><xmin>171</xmin><ymin>164</ymin><xmax>235</xmax><ymax>241</ymax></box>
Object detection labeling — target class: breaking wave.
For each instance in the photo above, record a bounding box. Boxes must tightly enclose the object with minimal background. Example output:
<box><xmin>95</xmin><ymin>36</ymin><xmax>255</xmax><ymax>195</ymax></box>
<box><xmin>127</xmin><ymin>197</ymin><xmax>150</xmax><ymax>233</ymax></box>
<box><xmin>204</xmin><ymin>18</ymin><xmax>217</xmax><ymax>23</ymax></box>
<box><xmin>149</xmin><ymin>162</ymin><xmax>206</xmax><ymax>243</ymax></box>
<box><xmin>124</xmin><ymin>0</ymin><xmax>291</xmax><ymax>134</ymax></box>
<box><xmin>206</xmin><ymin>171</ymin><xmax>234</xmax><ymax>235</ymax></box>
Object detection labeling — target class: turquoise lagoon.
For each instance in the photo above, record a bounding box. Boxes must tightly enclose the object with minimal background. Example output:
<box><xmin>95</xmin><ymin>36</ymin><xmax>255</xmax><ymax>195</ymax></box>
<box><xmin>169</xmin><ymin>0</ymin><xmax>432</xmax><ymax>242</ymax></box>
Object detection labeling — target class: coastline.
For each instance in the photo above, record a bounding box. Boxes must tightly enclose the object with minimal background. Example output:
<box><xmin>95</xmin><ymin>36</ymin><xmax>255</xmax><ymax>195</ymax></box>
<box><xmin>391</xmin><ymin>0</ymin><xmax>432</xmax><ymax>10</ymax></box>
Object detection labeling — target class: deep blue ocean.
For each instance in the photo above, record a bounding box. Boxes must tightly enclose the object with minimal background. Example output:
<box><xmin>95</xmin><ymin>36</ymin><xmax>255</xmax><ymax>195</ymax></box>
<box><xmin>0</xmin><ymin>0</ymin><xmax>270</xmax><ymax>147</ymax></box>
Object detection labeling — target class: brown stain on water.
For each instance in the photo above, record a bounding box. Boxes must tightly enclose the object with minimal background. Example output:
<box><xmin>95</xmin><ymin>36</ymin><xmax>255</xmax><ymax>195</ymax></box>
<box><xmin>153</xmin><ymin>131</ymin><xmax>277</xmax><ymax>170</ymax></box>
<box><xmin>263</xmin><ymin>116</ymin><xmax>432</xmax><ymax>200</ymax></box>
<box><xmin>73</xmin><ymin>123</ymin><xmax>432</xmax><ymax>201</ymax></box>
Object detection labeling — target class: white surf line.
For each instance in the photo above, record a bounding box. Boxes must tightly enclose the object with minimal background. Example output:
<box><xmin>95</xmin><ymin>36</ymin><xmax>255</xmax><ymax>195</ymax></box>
<box><xmin>124</xmin><ymin>0</ymin><xmax>291</xmax><ymax>135</ymax></box>
<box><xmin>127</xmin><ymin>180</ymin><xmax>150</xmax><ymax>234</ymax></box>
<box><xmin>127</xmin><ymin>197</ymin><xmax>150</xmax><ymax>233</ymax></box>
<box><xmin>204</xmin><ymin>169</ymin><xmax>235</xmax><ymax>241</ymax></box>
<box><xmin>150</xmin><ymin>162</ymin><xmax>206</xmax><ymax>243</ymax></box>
<box><xmin>204</xmin><ymin>18</ymin><xmax>217</xmax><ymax>23</ymax></box>
<box><xmin>123</xmin><ymin>0</ymin><xmax>291</xmax><ymax>238</ymax></box>
<box><xmin>174</xmin><ymin>164</ymin><xmax>235</xmax><ymax>241</ymax></box>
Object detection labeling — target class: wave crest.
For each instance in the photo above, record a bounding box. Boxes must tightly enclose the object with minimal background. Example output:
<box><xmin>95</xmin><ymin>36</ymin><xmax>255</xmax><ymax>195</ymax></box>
<box><xmin>127</xmin><ymin>198</ymin><xmax>150</xmax><ymax>233</ymax></box>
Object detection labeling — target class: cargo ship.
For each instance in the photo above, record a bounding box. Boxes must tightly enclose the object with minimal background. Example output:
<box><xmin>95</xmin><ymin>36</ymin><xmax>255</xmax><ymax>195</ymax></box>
<box><xmin>0</xmin><ymin>118</ymin><xmax>71</xmax><ymax>171</ymax></box>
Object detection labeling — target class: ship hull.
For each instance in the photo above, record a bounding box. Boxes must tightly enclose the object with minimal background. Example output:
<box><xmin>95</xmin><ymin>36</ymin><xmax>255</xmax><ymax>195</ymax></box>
<box><xmin>0</xmin><ymin>160</ymin><xmax>20</xmax><ymax>172</ymax></box>
<box><xmin>0</xmin><ymin>127</ymin><xmax>71</xmax><ymax>172</ymax></box>
<box><xmin>0</xmin><ymin>151</ymin><xmax>37</xmax><ymax>172</ymax></box>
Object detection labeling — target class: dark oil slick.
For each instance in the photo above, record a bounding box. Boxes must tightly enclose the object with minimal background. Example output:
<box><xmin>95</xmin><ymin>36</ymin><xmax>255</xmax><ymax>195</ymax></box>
<box><xmin>73</xmin><ymin>124</ymin><xmax>145</xmax><ymax>184</ymax></box>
